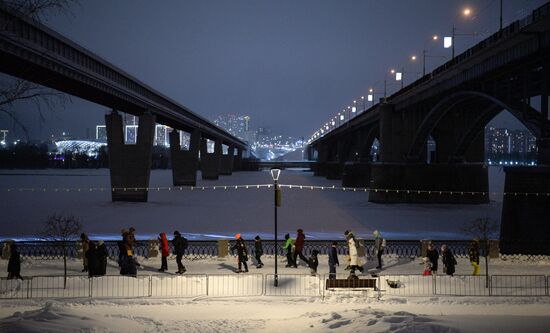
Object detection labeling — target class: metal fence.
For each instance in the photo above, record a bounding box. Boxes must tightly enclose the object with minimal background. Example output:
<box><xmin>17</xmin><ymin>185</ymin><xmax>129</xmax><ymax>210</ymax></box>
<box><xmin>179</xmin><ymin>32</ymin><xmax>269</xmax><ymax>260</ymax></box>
<box><xmin>6</xmin><ymin>239</ymin><xmax>549</xmax><ymax>261</ymax></box>
<box><xmin>2</xmin><ymin>274</ymin><xmax>549</xmax><ymax>300</ymax></box>
<box><xmin>5</xmin><ymin>240</ymin><xmax>474</xmax><ymax>260</ymax></box>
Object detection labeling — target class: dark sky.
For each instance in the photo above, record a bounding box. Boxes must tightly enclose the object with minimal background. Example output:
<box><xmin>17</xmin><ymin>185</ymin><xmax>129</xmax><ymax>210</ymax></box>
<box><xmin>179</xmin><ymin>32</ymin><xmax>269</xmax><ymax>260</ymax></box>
<box><xmin>1</xmin><ymin>0</ymin><xmax>547</xmax><ymax>141</ymax></box>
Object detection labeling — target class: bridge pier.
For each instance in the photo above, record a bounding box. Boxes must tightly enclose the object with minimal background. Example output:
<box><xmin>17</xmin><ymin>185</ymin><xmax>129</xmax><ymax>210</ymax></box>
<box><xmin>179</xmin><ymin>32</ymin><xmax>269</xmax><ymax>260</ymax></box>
<box><xmin>369</xmin><ymin>163</ymin><xmax>489</xmax><ymax>204</ymax></box>
<box><xmin>313</xmin><ymin>145</ymin><xmax>328</xmax><ymax>176</ymax></box>
<box><xmin>341</xmin><ymin>160</ymin><xmax>372</xmax><ymax>187</ymax></box>
<box><xmin>200</xmin><ymin>138</ymin><xmax>221</xmax><ymax>180</ymax></box>
<box><xmin>233</xmin><ymin>148</ymin><xmax>243</xmax><ymax>171</ymax></box>
<box><xmin>169</xmin><ymin>129</ymin><xmax>200</xmax><ymax>186</ymax></box>
<box><xmin>500</xmin><ymin>166</ymin><xmax>550</xmax><ymax>254</ymax></box>
<box><xmin>220</xmin><ymin>144</ymin><xmax>234</xmax><ymax>175</ymax></box>
<box><xmin>105</xmin><ymin>111</ymin><xmax>155</xmax><ymax>202</ymax></box>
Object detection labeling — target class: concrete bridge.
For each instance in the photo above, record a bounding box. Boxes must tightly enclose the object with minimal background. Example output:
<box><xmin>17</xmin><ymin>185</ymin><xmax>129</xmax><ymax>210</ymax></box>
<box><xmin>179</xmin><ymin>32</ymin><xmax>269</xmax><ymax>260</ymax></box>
<box><xmin>0</xmin><ymin>4</ymin><xmax>247</xmax><ymax>202</ymax></box>
<box><xmin>307</xmin><ymin>2</ymin><xmax>550</xmax><ymax>251</ymax></box>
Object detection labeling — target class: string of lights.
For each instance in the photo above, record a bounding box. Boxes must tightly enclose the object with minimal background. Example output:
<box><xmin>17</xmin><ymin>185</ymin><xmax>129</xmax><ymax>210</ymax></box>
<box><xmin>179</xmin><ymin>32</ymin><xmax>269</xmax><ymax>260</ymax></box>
<box><xmin>2</xmin><ymin>184</ymin><xmax>549</xmax><ymax>197</ymax></box>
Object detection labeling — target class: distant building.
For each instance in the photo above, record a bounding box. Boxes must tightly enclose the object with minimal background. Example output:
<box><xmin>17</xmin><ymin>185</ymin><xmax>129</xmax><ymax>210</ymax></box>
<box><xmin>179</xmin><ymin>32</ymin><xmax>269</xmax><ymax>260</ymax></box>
<box><xmin>485</xmin><ymin>126</ymin><xmax>537</xmax><ymax>163</ymax></box>
<box><xmin>96</xmin><ymin>125</ymin><xmax>107</xmax><ymax>142</ymax></box>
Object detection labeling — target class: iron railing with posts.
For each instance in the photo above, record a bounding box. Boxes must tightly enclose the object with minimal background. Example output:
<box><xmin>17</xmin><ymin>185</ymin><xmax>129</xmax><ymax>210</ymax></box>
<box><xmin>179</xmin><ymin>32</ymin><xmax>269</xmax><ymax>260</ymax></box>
<box><xmin>3</xmin><ymin>239</ymin><xmax>548</xmax><ymax>261</ymax></box>
<box><xmin>1</xmin><ymin>274</ymin><xmax>549</xmax><ymax>300</ymax></box>
<box><xmin>4</xmin><ymin>240</ymin><xmax>471</xmax><ymax>260</ymax></box>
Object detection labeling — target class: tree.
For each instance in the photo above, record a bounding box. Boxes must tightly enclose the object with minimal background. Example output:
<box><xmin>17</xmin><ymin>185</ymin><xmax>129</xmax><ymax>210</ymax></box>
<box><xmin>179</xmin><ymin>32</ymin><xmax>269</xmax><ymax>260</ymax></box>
<box><xmin>0</xmin><ymin>0</ymin><xmax>76</xmax><ymax>139</ymax></box>
<box><xmin>462</xmin><ymin>217</ymin><xmax>499</xmax><ymax>287</ymax></box>
<box><xmin>42</xmin><ymin>213</ymin><xmax>82</xmax><ymax>288</ymax></box>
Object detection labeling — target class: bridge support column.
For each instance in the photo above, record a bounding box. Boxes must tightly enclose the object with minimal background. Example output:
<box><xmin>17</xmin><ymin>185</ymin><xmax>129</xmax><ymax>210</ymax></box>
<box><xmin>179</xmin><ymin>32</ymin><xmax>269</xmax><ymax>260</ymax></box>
<box><xmin>369</xmin><ymin>163</ymin><xmax>489</xmax><ymax>203</ymax></box>
<box><xmin>105</xmin><ymin>111</ymin><xmax>155</xmax><ymax>202</ymax></box>
<box><xmin>169</xmin><ymin>129</ymin><xmax>200</xmax><ymax>186</ymax></box>
<box><xmin>220</xmin><ymin>144</ymin><xmax>234</xmax><ymax>175</ymax></box>
<box><xmin>201</xmin><ymin>138</ymin><xmax>221</xmax><ymax>180</ymax></box>
<box><xmin>500</xmin><ymin>166</ymin><xmax>550</xmax><ymax>255</ymax></box>
<box><xmin>537</xmin><ymin>137</ymin><xmax>550</xmax><ymax>165</ymax></box>
<box><xmin>313</xmin><ymin>144</ymin><xmax>328</xmax><ymax>176</ymax></box>
<box><xmin>326</xmin><ymin>141</ymin><xmax>345</xmax><ymax>180</ymax></box>
<box><xmin>342</xmin><ymin>160</ymin><xmax>372</xmax><ymax>187</ymax></box>
<box><xmin>233</xmin><ymin>148</ymin><xmax>243</xmax><ymax>171</ymax></box>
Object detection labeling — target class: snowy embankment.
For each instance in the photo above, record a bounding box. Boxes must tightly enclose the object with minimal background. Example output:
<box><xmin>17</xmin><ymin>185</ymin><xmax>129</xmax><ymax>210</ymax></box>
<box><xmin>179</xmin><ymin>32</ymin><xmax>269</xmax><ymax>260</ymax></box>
<box><xmin>1</xmin><ymin>295</ymin><xmax>550</xmax><ymax>332</ymax></box>
<box><xmin>0</xmin><ymin>168</ymin><xmax>506</xmax><ymax>241</ymax></box>
<box><xmin>1</xmin><ymin>255</ymin><xmax>549</xmax><ymax>332</ymax></box>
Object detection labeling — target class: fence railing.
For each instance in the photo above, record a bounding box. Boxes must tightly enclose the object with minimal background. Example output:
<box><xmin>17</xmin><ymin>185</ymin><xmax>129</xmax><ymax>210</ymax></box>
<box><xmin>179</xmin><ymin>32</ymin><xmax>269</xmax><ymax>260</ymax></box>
<box><xmin>2</xmin><ymin>274</ymin><xmax>549</xmax><ymax>300</ymax></box>
<box><xmin>3</xmin><ymin>240</ymin><xmax>479</xmax><ymax>260</ymax></box>
<box><xmin>6</xmin><ymin>239</ymin><xmax>549</xmax><ymax>261</ymax></box>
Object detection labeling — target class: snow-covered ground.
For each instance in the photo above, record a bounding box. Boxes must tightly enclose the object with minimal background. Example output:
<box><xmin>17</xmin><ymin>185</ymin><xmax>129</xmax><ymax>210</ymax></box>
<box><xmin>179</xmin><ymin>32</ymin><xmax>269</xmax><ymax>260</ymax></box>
<box><xmin>0</xmin><ymin>167</ymin><xmax>506</xmax><ymax>241</ymax></box>
<box><xmin>1</xmin><ymin>255</ymin><xmax>550</xmax><ymax>333</ymax></box>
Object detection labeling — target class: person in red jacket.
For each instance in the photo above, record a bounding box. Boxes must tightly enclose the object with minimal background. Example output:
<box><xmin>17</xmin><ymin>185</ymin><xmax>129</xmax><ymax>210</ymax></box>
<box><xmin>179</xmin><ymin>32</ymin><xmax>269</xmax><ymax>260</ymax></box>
<box><xmin>158</xmin><ymin>232</ymin><xmax>170</xmax><ymax>272</ymax></box>
<box><xmin>293</xmin><ymin>229</ymin><xmax>309</xmax><ymax>268</ymax></box>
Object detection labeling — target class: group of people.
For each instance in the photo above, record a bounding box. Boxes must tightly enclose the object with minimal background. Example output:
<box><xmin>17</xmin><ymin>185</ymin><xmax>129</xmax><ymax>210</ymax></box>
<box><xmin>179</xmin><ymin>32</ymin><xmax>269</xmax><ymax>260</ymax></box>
<box><xmin>80</xmin><ymin>233</ymin><xmax>109</xmax><ymax>277</ymax></box>
<box><xmin>422</xmin><ymin>241</ymin><xmax>463</xmax><ymax>276</ymax></box>
<box><xmin>6</xmin><ymin>228</ymin><xmax>481</xmax><ymax>279</ymax></box>
<box><xmin>230</xmin><ymin>229</ymin><xmax>387</xmax><ymax>279</ymax></box>
<box><xmin>422</xmin><ymin>239</ymin><xmax>481</xmax><ymax>276</ymax></box>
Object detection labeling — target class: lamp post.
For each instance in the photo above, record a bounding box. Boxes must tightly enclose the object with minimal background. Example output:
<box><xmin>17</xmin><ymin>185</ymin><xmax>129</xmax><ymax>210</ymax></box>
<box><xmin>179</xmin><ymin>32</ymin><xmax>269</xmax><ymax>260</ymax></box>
<box><xmin>385</xmin><ymin>69</ymin><xmax>396</xmax><ymax>98</ymax></box>
<box><xmin>270</xmin><ymin>168</ymin><xmax>281</xmax><ymax>287</ymax></box>
<box><xmin>451</xmin><ymin>8</ymin><xmax>474</xmax><ymax>59</ymax></box>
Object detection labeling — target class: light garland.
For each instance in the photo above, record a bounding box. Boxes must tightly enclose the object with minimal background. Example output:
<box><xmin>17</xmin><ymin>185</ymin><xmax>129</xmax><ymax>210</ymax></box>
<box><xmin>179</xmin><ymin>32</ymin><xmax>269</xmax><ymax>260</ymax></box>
<box><xmin>1</xmin><ymin>184</ymin><xmax>549</xmax><ymax>197</ymax></box>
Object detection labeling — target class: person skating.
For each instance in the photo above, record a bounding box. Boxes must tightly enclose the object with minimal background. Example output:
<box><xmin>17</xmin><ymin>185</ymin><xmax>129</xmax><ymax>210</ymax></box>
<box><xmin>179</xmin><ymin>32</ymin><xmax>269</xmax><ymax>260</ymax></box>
<box><xmin>441</xmin><ymin>244</ymin><xmax>457</xmax><ymax>276</ymax></box>
<box><xmin>426</xmin><ymin>242</ymin><xmax>439</xmax><ymax>275</ymax></box>
<box><xmin>96</xmin><ymin>240</ymin><xmax>108</xmax><ymax>276</ymax></box>
<box><xmin>80</xmin><ymin>233</ymin><xmax>90</xmax><ymax>273</ymax></box>
<box><xmin>7</xmin><ymin>243</ymin><xmax>22</xmax><ymax>280</ymax></box>
<box><xmin>468</xmin><ymin>239</ymin><xmax>480</xmax><ymax>276</ymax></box>
<box><xmin>283</xmin><ymin>233</ymin><xmax>296</xmax><ymax>268</ymax></box>
<box><xmin>232</xmin><ymin>234</ymin><xmax>249</xmax><ymax>273</ymax></box>
<box><xmin>293</xmin><ymin>229</ymin><xmax>309</xmax><ymax>267</ymax></box>
<box><xmin>373</xmin><ymin>230</ymin><xmax>384</xmax><ymax>270</ymax></box>
<box><xmin>328</xmin><ymin>241</ymin><xmax>339</xmax><ymax>280</ymax></box>
<box><xmin>254</xmin><ymin>235</ymin><xmax>264</xmax><ymax>268</ymax></box>
<box><xmin>172</xmin><ymin>230</ymin><xmax>188</xmax><ymax>274</ymax></box>
<box><xmin>158</xmin><ymin>232</ymin><xmax>169</xmax><ymax>272</ymax></box>
<box><xmin>344</xmin><ymin>230</ymin><xmax>363</xmax><ymax>275</ymax></box>
<box><xmin>308</xmin><ymin>249</ymin><xmax>319</xmax><ymax>276</ymax></box>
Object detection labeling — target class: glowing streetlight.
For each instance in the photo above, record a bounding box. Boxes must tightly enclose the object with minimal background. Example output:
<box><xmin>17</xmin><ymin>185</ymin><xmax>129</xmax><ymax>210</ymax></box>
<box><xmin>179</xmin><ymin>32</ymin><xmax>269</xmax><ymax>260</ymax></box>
<box><xmin>463</xmin><ymin>8</ymin><xmax>472</xmax><ymax>16</ymax></box>
<box><xmin>411</xmin><ymin>55</ymin><xmax>417</xmax><ymax>61</ymax></box>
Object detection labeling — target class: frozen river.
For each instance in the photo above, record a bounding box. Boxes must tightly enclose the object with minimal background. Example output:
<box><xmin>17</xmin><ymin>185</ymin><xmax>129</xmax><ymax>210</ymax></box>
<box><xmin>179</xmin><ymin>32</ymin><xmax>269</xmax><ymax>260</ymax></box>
<box><xmin>0</xmin><ymin>167</ymin><xmax>506</xmax><ymax>241</ymax></box>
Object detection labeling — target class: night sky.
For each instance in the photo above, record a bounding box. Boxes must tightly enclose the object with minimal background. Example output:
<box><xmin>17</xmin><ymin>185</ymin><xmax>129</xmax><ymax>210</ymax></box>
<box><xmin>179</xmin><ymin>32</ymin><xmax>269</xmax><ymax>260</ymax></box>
<box><xmin>1</xmin><ymin>0</ymin><xmax>547</xmax><ymax>141</ymax></box>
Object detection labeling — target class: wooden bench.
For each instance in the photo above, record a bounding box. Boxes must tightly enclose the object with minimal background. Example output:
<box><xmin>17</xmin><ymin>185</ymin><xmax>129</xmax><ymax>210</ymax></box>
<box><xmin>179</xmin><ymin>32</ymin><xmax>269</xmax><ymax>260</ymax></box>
<box><xmin>326</xmin><ymin>278</ymin><xmax>377</xmax><ymax>289</ymax></box>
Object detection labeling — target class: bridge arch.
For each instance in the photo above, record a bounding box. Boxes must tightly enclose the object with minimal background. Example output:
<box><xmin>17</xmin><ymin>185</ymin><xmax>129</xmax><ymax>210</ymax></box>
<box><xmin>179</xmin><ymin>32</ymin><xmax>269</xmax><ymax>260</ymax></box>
<box><xmin>407</xmin><ymin>90</ymin><xmax>546</xmax><ymax>161</ymax></box>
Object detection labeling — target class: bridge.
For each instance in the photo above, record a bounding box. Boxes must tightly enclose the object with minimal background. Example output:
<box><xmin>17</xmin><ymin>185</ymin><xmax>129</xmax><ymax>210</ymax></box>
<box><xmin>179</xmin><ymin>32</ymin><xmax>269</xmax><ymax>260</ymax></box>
<box><xmin>0</xmin><ymin>4</ymin><xmax>247</xmax><ymax>202</ymax></box>
<box><xmin>306</xmin><ymin>2</ymin><xmax>550</xmax><ymax>251</ymax></box>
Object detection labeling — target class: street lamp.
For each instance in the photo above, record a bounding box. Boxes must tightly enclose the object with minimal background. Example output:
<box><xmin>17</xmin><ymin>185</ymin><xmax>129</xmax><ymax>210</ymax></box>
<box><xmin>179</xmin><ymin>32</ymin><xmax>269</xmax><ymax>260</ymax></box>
<box><xmin>449</xmin><ymin>8</ymin><xmax>475</xmax><ymax>59</ymax></box>
<box><xmin>270</xmin><ymin>168</ymin><xmax>281</xmax><ymax>287</ymax></box>
<box><xmin>385</xmin><ymin>69</ymin><xmax>396</xmax><ymax>98</ymax></box>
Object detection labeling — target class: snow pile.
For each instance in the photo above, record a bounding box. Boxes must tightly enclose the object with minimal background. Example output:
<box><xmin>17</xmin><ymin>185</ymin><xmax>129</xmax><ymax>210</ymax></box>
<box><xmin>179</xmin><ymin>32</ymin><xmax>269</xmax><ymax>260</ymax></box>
<box><xmin>1</xmin><ymin>297</ymin><xmax>550</xmax><ymax>333</ymax></box>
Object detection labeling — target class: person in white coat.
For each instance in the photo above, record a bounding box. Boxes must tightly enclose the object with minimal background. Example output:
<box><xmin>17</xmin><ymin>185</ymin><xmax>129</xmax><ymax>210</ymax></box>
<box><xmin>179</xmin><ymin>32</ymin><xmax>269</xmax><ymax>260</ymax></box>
<box><xmin>344</xmin><ymin>230</ymin><xmax>364</xmax><ymax>275</ymax></box>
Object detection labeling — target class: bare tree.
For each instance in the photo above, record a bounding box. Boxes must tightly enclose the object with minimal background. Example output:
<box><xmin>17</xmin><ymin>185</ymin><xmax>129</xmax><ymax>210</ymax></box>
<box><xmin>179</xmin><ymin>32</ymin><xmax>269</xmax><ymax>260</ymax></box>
<box><xmin>0</xmin><ymin>79</ymin><xmax>69</xmax><ymax>139</ymax></box>
<box><xmin>42</xmin><ymin>213</ymin><xmax>82</xmax><ymax>288</ymax></box>
<box><xmin>462</xmin><ymin>217</ymin><xmax>499</xmax><ymax>287</ymax></box>
<box><xmin>0</xmin><ymin>0</ymin><xmax>76</xmax><ymax>139</ymax></box>
<box><xmin>1</xmin><ymin>0</ymin><xmax>76</xmax><ymax>21</ymax></box>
